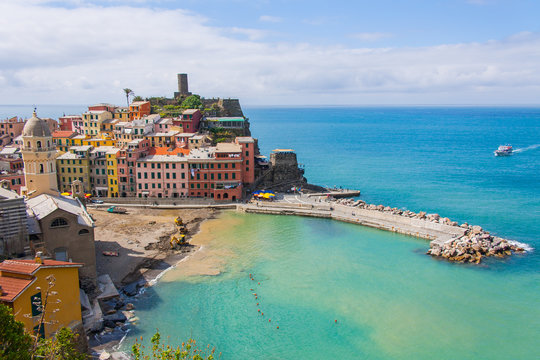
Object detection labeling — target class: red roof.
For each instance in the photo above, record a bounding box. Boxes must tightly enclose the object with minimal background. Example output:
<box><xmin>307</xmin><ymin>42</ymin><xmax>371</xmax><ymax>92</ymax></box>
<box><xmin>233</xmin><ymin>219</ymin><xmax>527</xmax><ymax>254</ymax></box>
<box><xmin>0</xmin><ymin>276</ymin><xmax>34</xmax><ymax>302</ymax></box>
<box><xmin>149</xmin><ymin>147</ymin><xmax>190</xmax><ymax>156</ymax></box>
<box><xmin>52</xmin><ymin>131</ymin><xmax>76</xmax><ymax>138</ymax></box>
<box><xmin>0</xmin><ymin>259</ymin><xmax>82</xmax><ymax>275</ymax></box>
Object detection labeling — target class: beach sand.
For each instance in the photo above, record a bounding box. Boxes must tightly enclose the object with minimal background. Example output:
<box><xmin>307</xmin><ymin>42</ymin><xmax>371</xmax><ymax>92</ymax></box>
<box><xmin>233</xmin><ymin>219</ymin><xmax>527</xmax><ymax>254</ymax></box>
<box><xmin>89</xmin><ymin>207</ymin><xmax>218</xmax><ymax>287</ymax></box>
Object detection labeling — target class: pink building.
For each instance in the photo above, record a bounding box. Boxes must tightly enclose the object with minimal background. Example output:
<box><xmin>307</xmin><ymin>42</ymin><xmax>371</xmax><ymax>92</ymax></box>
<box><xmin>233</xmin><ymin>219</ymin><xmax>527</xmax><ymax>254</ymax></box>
<box><xmin>136</xmin><ymin>154</ymin><xmax>189</xmax><ymax>198</ymax></box>
<box><xmin>117</xmin><ymin>139</ymin><xmax>150</xmax><ymax>197</ymax></box>
<box><xmin>173</xmin><ymin>109</ymin><xmax>201</xmax><ymax>133</ymax></box>
<box><xmin>58</xmin><ymin>115</ymin><xmax>83</xmax><ymax>133</ymax></box>
<box><xmin>0</xmin><ymin>172</ymin><xmax>25</xmax><ymax>194</ymax></box>
<box><xmin>0</xmin><ymin>117</ymin><xmax>25</xmax><ymax>146</ymax></box>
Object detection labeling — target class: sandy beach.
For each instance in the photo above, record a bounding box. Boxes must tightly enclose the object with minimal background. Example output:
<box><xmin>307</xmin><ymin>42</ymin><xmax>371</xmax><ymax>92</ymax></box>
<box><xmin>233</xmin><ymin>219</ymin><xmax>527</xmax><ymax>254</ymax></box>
<box><xmin>88</xmin><ymin>207</ymin><xmax>219</xmax><ymax>287</ymax></box>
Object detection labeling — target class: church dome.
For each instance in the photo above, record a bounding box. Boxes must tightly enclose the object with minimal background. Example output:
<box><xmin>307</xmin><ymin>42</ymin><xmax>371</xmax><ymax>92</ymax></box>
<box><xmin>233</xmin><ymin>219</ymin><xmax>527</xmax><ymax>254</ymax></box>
<box><xmin>22</xmin><ymin>110</ymin><xmax>51</xmax><ymax>138</ymax></box>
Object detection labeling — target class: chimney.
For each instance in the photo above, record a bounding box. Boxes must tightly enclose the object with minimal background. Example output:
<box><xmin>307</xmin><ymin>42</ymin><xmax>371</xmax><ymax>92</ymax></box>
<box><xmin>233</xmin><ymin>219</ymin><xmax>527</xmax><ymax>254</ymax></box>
<box><xmin>35</xmin><ymin>251</ymin><xmax>43</xmax><ymax>264</ymax></box>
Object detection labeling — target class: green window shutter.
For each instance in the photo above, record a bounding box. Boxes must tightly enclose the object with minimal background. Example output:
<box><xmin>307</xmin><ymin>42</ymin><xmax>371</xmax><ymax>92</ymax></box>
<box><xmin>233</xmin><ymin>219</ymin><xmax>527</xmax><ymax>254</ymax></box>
<box><xmin>31</xmin><ymin>292</ymin><xmax>42</xmax><ymax>316</ymax></box>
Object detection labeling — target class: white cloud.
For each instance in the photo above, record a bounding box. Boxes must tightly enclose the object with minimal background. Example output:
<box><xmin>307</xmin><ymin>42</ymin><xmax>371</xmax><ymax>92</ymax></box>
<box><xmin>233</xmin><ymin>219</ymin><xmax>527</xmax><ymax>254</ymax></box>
<box><xmin>350</xmin><ymin>32</ymin><xmax>393</xmax><ymax>42</ymax></box>
<box><xmin>259</xmin><ymin>15</ymin><xmax>282</xmax><ymax>23</ymax></box>
<box><xmin>0</xmin><ymin>2</ymin><xmax>539</xmax><ymax>106</ymax></box>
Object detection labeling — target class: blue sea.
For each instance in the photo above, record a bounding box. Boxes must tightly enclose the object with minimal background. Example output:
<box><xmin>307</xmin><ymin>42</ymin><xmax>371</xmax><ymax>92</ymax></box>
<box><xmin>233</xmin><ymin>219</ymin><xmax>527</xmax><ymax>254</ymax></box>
<box><xmin>2</xmin><ymin>105</ymin><xmax>539</xmax><ymax>359</ymax></box>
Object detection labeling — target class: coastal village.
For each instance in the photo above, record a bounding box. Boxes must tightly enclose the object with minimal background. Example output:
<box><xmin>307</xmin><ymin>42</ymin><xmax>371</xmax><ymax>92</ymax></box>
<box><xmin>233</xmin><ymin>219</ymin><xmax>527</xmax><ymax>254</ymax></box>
<box><xmin>0</xmin><ymin>75</ymin><xmax>528</xmax><ymax>358</ymax></box>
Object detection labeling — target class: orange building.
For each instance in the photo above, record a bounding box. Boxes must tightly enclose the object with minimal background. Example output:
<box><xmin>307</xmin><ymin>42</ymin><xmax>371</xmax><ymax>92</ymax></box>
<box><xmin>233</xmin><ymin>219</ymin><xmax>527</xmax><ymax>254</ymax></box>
<box><xmin>0</xmin><ymin>257</ymin><xmax>83</xmax><ymax>339</ymax></box>
<box><xmin>129</xmin><ymin>101</ymin><xmax>151</xmax><ymax>120</ymax></box>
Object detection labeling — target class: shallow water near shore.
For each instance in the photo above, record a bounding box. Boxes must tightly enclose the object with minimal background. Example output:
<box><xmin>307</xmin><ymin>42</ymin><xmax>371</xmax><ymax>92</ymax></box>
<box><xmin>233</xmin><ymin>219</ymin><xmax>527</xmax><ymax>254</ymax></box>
<box><xmin>127</xmin><ymin>211</ymin><xmax>538</xmax><ymax>359</ymax></box>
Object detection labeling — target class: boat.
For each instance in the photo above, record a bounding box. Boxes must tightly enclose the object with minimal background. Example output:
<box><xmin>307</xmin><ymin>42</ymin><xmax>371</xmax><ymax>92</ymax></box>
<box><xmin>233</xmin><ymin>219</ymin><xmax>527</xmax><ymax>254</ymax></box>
<box><xmin>494</xmin><ymin>145</ymin><xmax>513</xmax><ymax>156</ymax></box>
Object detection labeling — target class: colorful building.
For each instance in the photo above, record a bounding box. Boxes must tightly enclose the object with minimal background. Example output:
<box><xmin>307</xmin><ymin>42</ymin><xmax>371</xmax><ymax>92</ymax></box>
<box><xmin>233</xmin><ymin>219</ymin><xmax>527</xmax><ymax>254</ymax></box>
<box><xmin>235</xmin><ymin>137</ymin><xmax>256</xmax><ymax>185</ymax></box>
<box><xmin>113</xmin><ymin>107</ymin><xmax>130</xmax><ymax>122</ymax></box>
<box><xmin>129</xmin><ymin>101</ymin><xmax>151</xmax><ymax>120</ymax></box>
<box><xmin>82</xmin><ymin>110</ymin><xmax>112</xmax><ymax>137</ymax></box>
<box><xmin>0</xmin><ymin>117</ymin><xmax>25</xmax><ymax>146</ymax></box>
<box><xmin>0</xmin><ymin>257</ymin><xmax>83</xmax><ymax>339</ymax></box>
<box><xmin>58</xmin><ymin>115</ymin><xmax>83</xmax><ymax>133</ymax></box>
<box><xmin>52</xmin><ymin>131</ymin><xmax>78</xmax><ymax>153</ymax></box>
<box><xmin>56</xmin><ymin>146</ymin><xmax>92</xmax><ymax>193</ymax></box>
<box><xmin>105</xmin><ymin>147</ymin><xmax>121</xmax><ymax>197</ymax></box>
<box><xmin>136</xmin><ymin>154</ymin><xmax>189</xmax><ymax>198</ymax></box>
<box><xmin>144</xmin><ymin>131</ymin><xmax>179</xmax><ymax>148</ymax></box>
<box><xmin>117</xmin><ymin>139</ymin><xmax>150</xmax><ymax>197</ymax></box>
<box><xmin>89</xmin><ymin>148</ymin><xmax>108</xmax><ymax>197</ymax></box>
<box><xmin>176</xmin><ymin>109</ymin><xmax>201</xmax><ymax>133</ymax></box>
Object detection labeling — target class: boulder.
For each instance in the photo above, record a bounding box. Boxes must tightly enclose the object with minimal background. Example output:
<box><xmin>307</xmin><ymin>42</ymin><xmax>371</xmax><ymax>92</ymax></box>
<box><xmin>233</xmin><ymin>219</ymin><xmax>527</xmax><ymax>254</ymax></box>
<box><xmin>472</xmin><ymin>225</ymin><xmax>483</xmax><ymax>234</ymax></box>
<box><xmin>122</xmin><ymin>282</ymin><xmax>139</xmax><ymax>297</ymax></box>
<box><xmin>103</xmin><ymin>312</ymin><xmax>127</xmax><ymax>328</ymax></box>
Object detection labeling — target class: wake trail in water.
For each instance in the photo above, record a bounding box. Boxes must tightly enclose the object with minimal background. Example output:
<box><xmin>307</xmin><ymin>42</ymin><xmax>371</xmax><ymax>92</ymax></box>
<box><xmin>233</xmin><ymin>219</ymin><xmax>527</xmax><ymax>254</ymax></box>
<box><xmin>513</xmin><ymin>144</ymin><xmax>540</xmax><ymax>153</ymax></box>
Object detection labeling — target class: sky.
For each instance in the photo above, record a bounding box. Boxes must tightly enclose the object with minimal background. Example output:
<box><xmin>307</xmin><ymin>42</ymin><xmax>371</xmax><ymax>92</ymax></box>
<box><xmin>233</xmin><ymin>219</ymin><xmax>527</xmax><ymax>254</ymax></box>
<box><xmin>1</xmin><ymin>0</ymin><xmax>540</xmax><ymax>106</ymax></box>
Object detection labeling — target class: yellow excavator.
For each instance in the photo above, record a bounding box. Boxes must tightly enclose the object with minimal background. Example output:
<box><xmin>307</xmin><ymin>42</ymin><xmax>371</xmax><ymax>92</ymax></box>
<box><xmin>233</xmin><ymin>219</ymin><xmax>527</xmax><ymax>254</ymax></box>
<box><xmin>170</xmin><ymin>216</ymin><xmax>188</xmax><ymax>249</ymax></box>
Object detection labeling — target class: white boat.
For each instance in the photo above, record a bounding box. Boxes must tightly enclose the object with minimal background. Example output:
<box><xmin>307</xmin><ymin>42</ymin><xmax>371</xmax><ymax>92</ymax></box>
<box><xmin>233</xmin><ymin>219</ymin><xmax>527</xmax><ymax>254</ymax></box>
<box><xmin>494</xmin><ymin>145</ymin><xmax>513</xmax><ymax>156</ymax></box>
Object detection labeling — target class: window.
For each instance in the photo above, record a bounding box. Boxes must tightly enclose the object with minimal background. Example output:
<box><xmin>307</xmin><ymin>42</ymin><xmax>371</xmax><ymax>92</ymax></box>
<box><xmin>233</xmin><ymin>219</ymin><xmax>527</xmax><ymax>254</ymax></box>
<box><xmin>78</xmin><ymin>229</ymin><xmax>89</xmax><ymax>235</ymax></box>
<box><xmin>50</xmin><ymin>217</ymin><xmax>69</xmax><ymax>228</ymax></box>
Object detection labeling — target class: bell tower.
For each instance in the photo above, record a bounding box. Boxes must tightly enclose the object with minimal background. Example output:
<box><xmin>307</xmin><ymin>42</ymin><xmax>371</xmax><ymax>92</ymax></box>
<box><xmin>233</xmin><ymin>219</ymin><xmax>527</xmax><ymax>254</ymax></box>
<box><xmin>21</xmin><ymin>110</ymin><xmax>58</xmax><ymax>197</ymax></box>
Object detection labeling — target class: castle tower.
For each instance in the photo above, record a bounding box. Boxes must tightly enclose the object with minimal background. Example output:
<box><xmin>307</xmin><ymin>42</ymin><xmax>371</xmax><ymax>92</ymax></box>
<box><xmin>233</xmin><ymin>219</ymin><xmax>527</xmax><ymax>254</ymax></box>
<box><xmin>178</xmin><ymin>73</ymin><xmax>189</xmax><ymax>95</ymax></box>
<box><xmin>21</xmin><ymin>110</ymin><xmax>58</xmax><ymax>197</ymax></box>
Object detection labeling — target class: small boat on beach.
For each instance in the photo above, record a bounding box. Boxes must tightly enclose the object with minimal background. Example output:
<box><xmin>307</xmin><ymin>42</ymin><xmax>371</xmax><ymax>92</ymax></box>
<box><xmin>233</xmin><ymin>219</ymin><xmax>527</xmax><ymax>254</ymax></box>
<box><xmin>494</xmin><ymin>145</ymin><xmax>513</xmax><ymax>156</ymax></box>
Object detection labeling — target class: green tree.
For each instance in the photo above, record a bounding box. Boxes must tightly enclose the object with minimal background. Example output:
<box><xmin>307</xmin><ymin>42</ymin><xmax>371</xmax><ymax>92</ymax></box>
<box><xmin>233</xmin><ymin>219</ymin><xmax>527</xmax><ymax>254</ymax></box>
<box><xmin>132</xmin><ymin>330</ymin><xmax>216</xmax><ymax>360</ymax></box>
<box><xmin>0</xmin><ymin>303</ymin><xmax>32</xmax><ymax>360</ymax></box>
<box><xmin>180</xmin><ymin>95</ymin><xmax>202</xmax><ymax>109</ymax></box>
<box><xmin>133</xmin><ymin>95</ymin><xmax>144</xmax><ymax>102</ymax></box>
<box><xmin>34</xmin><ymin>327</ymin><xmax>86</xmax><ymax>360</ymax></box>
<box><xmin>123</xmin><ymin>88</ymin><xmax>134</xmax><ymax>107</ymax></box>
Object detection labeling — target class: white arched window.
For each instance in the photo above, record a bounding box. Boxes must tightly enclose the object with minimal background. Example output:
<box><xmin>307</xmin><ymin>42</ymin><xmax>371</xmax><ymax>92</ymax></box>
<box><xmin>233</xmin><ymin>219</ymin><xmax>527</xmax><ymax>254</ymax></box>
<box><xmin>36</xmin><ymin>140</ymin><xmax>42</xmax><ymax>149</ymax></box>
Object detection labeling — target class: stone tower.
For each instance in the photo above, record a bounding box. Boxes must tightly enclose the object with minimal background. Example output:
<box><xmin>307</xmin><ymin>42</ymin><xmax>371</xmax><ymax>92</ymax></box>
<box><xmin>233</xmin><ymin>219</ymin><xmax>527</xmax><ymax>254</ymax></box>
<box><xmin>21</xmin><ymin>110</ymin><xmax>58</xmax><ymax>197</ymax></box>
<box><xmin>178</xmin><ymin>73</ymin><xmax>189</xmax><ymax>95</ymax></box>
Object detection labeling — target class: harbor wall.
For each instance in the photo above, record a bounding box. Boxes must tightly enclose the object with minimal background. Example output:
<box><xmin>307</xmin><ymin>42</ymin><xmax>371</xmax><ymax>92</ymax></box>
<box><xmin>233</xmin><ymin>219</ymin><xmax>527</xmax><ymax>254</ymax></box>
<box><xmin>238</xmin><ymin>203</ymin><xmax>466</xmax><ymax>243</ymax></box>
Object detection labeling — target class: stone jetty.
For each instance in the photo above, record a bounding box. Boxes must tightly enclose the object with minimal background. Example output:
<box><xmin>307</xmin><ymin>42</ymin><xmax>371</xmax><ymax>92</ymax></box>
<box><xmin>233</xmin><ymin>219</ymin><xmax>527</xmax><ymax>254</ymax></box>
<box><xmin>240</xmin><ymin>195</ymin><xmax>527</xmax><ymax>264</ymax></box>
<box><xmin>328</xmin><ymin>198</ymin><xmax>526</xmax><ymax>263</ymax></box>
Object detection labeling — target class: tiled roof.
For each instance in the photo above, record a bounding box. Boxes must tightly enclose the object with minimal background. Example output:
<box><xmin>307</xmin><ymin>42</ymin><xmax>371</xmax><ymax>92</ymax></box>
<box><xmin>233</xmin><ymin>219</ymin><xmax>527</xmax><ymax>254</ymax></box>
<box><xmin>0</xmin><ymin>260</ymin><xmax>40</xmax><ymax>274</ymax></box>
<box><xmin>0</xmin><ymin>259</ymin><xmax>83</xmax><ymax>275</ymax></box>
<box><xmin>0</xmin><ymin>276</ymin><xmax>34</xmax><ymax>302</ymax></box>
<box><xmin>52</xmin><ymin>131</ymin><xmax>77</xmax><ymax>138</ymax></box>
<box><xmin>148</xmin><ymin>147</ymin><xmax>190</xmax><ymax>156</ymax></box>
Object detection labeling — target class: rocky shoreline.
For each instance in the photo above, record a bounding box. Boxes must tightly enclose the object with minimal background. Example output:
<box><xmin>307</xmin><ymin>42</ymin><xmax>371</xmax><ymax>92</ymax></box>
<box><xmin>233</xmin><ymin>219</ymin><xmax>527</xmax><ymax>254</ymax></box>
<box><xmin>329</xmin><ymin>197</ymin><xmax>527</xmax><ymax>264</ymax></box>
<box><xmin>427</xmin><ymin>226</ymin><xmax>526</xmax><ymax>264</ymax></box>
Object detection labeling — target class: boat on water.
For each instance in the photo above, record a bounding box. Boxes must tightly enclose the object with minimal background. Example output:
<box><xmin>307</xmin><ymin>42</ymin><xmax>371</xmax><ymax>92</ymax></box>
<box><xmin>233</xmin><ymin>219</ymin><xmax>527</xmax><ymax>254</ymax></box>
<box><xmin>494</xmin><ymin>145</ymin><xmax>513</xmax><ymax>156</ymax></box>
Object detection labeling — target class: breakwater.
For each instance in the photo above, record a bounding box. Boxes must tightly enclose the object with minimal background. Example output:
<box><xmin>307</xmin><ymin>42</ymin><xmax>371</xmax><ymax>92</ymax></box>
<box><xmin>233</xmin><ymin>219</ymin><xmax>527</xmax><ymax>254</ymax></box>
<box><xmin>238</xmin><ymin>196</ymin><xmax>527</xmax><ymax>264</ymax></box>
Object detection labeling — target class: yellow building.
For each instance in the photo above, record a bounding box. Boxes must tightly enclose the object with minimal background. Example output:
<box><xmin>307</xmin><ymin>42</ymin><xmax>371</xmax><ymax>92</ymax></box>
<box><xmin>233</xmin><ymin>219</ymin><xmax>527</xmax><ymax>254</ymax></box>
<box><xmin>56</xmin><ymin>145</ymin><xmax>92</xmax><ymax>192</ymax></box>
<box><xmin>0</xmin><ymin>257</ymin><xmax>83</xmax><ymax>339</ymax></box>
<box><xmin>104</xmin><ymin>147</ymin><xmax>121</xmax><ymax>197</ymax></box>
<box><xmin>21</xmin><ymin>111</ymin><xmax>58</xmax><ymax>197</ymax></box>
<box><xmin>52</xmin><ymin>131</ymin><xmax>78</xmax><ymax>153</ymax></box>
<box><xmin>82</xmin><ymin>137</ymin><xmax>116</xmax><ymax>148</ymax></box>
<box><xmin>82</xmin><ymin>110</ymin><xmax>112</xmax><ymax>137</ymax></box>
<box><xmin>99</xmin><ymin>119</ymin><xmax>119</xmax><ymax>139</ymax></box>
<box><xmin>113</xmin><ymin>107</ymin><xmax>130</xmax><ymax>121</ymax></box>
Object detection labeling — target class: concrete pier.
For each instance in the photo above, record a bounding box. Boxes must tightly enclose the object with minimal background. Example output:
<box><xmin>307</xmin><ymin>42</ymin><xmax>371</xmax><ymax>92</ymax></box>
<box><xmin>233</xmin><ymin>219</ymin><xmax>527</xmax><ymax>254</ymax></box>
<box><xmin>237</xmin><ymin>200</ymin><xmax>466</xmax><ymax>245</ymax></box>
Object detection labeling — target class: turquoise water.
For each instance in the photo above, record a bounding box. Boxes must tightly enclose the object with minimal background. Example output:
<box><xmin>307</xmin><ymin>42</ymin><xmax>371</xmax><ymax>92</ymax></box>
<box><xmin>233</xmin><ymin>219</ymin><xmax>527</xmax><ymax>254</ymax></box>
<box><xmin>125</xmin><ymin>107</ymin><xmax>539</xmax><ymax>359</ymax></box>
<box><xmin>2</xmin><ymin>105</ymin><xmax>538</xmax><ymax>358</ymax></box>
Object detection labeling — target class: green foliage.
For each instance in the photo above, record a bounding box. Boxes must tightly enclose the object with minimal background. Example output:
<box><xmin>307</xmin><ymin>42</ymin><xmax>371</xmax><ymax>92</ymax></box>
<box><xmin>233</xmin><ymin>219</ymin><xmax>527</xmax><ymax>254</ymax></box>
<box><xmin>181</xmin><ymin>95</ymin><xmax>202</xmax><ymax>109</ymax></box>
<box><xmin>163</xmin><ymin>105</ymin><xmax>182</xmax><ymax>111</ymax></box>
<box><xmin>34</xmin><ymin>327</ymin><xmax>86</xmax><ymax>360</ymax></box>
<box><xmin>0</xmin><ymin>304</ymin><xmax>32</xmax><ymax>360</ymax></box>
<box><xmin>132</xmin><ymin>330</ymin><xmax>216</xmax><ymax>360</ymax></box>
<box><xmin>133</xmin><ymin>96</ymin><xmax>144</xmax><ymax>102</ymax></box>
